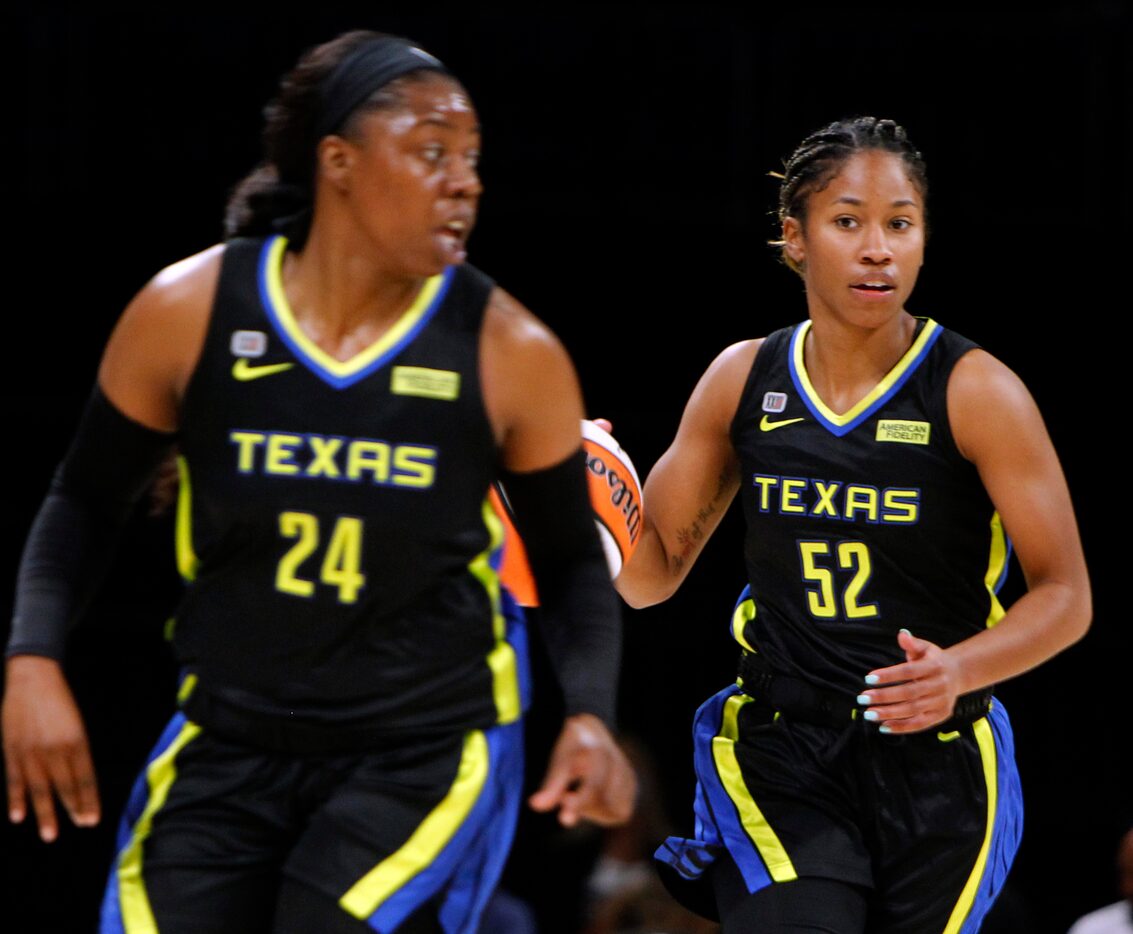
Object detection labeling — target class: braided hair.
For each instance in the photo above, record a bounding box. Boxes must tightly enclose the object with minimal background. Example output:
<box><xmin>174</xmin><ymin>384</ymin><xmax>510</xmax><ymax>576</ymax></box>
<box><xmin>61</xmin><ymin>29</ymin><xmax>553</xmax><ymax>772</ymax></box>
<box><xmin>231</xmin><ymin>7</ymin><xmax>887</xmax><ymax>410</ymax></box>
<box><xmin>774</xmin><ymin>117</ymin><xmax>928</xmax><ymax>274</ymax></box>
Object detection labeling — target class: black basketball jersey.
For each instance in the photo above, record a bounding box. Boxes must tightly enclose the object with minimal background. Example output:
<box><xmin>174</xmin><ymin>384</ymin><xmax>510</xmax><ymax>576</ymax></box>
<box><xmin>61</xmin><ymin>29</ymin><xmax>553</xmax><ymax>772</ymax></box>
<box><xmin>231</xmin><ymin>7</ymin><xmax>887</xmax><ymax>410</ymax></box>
<box><xmin>730</xmin><ymin>319</ymin><xmax>1008</xmax><ymax>695</ymax></box>
<box><xmin>171</xmin><ymin>236</ymin><xmax>523</xmax><ymax>735</ymax></box>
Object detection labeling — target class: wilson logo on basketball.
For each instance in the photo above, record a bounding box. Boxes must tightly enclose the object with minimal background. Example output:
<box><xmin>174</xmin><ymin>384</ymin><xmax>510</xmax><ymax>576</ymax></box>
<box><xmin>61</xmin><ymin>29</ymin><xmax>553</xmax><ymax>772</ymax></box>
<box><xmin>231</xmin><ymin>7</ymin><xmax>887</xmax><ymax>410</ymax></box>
<box><xmin>585</xmin><ymin>454</ymin><xmax>642</xmax><ymax>544</ymax></box>
<box><xmin>581</xmin><ymin>420</ymin><xmax>644</xmax><ymax>578</ymax></box>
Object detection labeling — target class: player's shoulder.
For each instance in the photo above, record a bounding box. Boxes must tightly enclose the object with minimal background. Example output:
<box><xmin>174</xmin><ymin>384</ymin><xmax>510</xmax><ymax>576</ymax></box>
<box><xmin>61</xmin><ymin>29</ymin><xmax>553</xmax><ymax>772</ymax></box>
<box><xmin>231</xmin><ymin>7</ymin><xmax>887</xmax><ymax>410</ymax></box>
<box><xmin>946</xmin><ymin>345</ymin><xmax>1046</xmax><ymax>462</ymax></box>
<box><xmin>678</xmin><ymin>338</ymin><xmax>766</xmax><ymax>434</ymax></box>
<box><xmin>712</xmin><ymin>337</ymin><xmax>764</xmax><ymax>376</ymax></box>
<box><xmin>482</xmin><ymin>285</ymin><xmax>570</xmax><ymax>364</ymax></box>
<box><xmin>130</xmin><ymin>243</ymin><xmax>225</xmax><ymax>322</ymax></box>
<box><xmin>947</xmin><ymin>345</ymin><xmax>1033</xmax><ymax>410</ymax></box>
<box><xmin>697</xmin><ymin>338</ymin><xmax>764</xmax><ymax>399</ymax></box>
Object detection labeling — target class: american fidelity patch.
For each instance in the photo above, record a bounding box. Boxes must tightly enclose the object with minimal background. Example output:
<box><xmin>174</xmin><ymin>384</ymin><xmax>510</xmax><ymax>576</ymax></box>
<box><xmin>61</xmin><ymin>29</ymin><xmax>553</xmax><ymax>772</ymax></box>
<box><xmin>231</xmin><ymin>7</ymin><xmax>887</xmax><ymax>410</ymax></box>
<box><xmin>231</xmin><ymin>330</ymin><xmax>268</xmax><ymax>358</ymax></box>
<box><xmin>876</xmin><ymin>420</ymin><xmax>931</xmax><ymax>445</ymax></box>
<box><xmin>762</xmin><ymin>391</ymin><xmax>788</xmax><ymax>414</ymax></box>
<box><xmin>391</xmin><ymin>366</ymin><xmax>461</xmax><ymax>401</ymax></box>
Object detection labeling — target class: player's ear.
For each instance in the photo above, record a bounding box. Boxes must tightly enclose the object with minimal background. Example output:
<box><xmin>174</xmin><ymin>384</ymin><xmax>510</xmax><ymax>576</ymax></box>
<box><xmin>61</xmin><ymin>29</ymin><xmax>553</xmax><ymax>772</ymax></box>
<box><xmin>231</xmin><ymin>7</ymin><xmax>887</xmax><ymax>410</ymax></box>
<box><xmin>782</xmin><ymin>216</ymin><xmax>805</xmax><ymax>267</ymax></box>
<box><xmin>317</xmin><ymin>135</ymin><xmax>355</xmax><ymax>191</ymax></box>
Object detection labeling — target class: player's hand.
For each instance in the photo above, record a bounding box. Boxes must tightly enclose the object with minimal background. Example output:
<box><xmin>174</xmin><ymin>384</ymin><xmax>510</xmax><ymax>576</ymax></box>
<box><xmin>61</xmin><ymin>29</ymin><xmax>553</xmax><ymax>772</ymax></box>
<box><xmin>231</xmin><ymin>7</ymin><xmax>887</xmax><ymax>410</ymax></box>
<box><xmin>857</xmin><ymin>630</ymin><xmax>965</xmax><ymax>734</ymax></box>
<box><xmin>2</xmin><ymin>656</ymin><xmax>100</xmax><ymax>842</ymax></box>
<box><xmin>528</xmin><ymin>713</ymin><xmax>636</xmax><ymax>827</ymax></box>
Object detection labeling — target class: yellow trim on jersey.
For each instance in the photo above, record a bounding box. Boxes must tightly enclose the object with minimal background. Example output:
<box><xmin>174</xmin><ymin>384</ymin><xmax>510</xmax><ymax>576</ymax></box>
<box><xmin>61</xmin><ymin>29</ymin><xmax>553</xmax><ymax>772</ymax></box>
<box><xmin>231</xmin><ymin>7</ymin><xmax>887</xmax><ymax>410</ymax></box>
<box><xmin>792</xmin><ymin>318</ymin><xmax>941</xmax><ymax>427</ymax></box>
<box><xmin>713</xmin><ymin>694</ymin><xmax>798</xmax><ymax>883</ymax></box>
<box><xmin>468</xmin><ymin>498</ymin><xmax>521</xmax><ymax>724</ymax></box>
<box><xmin>340</xmin><ymin>730</ymin><xmax>489</xmax><ymax>919</ymax></box>
<box><xmin>174</xmin><ymin>456</ymin><xmax>199</xmax><ymax>582</ymax></box>
<box><xmin>943</xmin><ymin>715</ymin><xmax>998</xmax><ymax>934</ymax></box>
<box><xmin>176</xmin><ymin>673</ymin><xmax>198</xmax><ymax>705</ymax></box>
<box><xmin>262</xmin><ymin>236</ymin><xmax>445</xmax><ymax>379</ymax></box>
<box><xmin>115</xmin><ymin>720</ymin><xmax>202</xmax><ymax>932</ymax></box>
<box><xmin>984</xmin><ymin>512</ymin><xmax>1008</xmax><ymax>628</ymax></box>
<box><xmin>730</xmin><ymin>597</ymin><xmax>757</xmax><ymax>653</ymax></box>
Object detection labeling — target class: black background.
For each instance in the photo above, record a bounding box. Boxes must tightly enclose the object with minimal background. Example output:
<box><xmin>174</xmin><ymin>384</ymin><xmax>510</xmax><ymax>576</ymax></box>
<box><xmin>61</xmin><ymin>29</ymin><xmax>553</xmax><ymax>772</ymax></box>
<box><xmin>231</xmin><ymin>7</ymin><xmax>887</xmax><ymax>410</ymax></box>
<box><xmin>3</xmin><ymin>5</ymin><xmax>1130</xmax><ymax>932</ymax></box>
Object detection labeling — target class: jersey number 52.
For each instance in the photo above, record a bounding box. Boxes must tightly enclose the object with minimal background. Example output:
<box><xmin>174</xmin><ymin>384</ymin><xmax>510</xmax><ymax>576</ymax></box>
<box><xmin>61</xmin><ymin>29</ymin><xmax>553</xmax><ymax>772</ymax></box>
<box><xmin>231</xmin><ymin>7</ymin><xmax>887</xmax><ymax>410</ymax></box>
<box><xmin>797</xmin><ymin>540</ymin><xmax>878</xmax><ymax>620</ymax></box>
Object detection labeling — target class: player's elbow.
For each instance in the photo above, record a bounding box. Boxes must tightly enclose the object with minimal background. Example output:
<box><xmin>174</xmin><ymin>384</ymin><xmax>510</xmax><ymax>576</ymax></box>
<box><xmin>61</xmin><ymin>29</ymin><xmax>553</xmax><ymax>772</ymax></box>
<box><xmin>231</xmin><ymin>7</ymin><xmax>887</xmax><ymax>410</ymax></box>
<box><xmin>614</xmin><ymin>572</ymin><xmax>680</xmax><ymax>609</ymax></box>
<box><xmin>1064</xmin><ymin>585</ymin><xmax>1092</xmax><ymax>646</ymax></box>
<box><xmin>617</xmin><ymin>587</ymin><xmax>662</xmax><ymax>610</ymax></box>
<box><xmin>1044</xmin><ymin>575</ymin><xmax>1092</xmax><ymax>651</ymax></box>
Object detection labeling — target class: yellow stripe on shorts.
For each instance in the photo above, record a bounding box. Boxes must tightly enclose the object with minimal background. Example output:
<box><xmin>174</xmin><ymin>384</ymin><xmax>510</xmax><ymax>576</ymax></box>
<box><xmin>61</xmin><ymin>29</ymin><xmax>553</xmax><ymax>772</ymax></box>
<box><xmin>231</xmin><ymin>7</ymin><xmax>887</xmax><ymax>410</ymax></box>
<box><xmin>117</xmin><ymin>720</ymin><xmax>202</xmax><ymax>933</ymax></box>
<box><xmin>712</xmin><ymin>693</ymin><xmax>798</xmax><ymax>883</ymax></box>
<box><xmin>339</xmin><ymin>730</ymin><xmax>490</xmax><ymax>919</ymax></box>
<box><xmin>943</xmin><ymin>715</ymin><xmax>998</xmax><ymax>933</ymax></box>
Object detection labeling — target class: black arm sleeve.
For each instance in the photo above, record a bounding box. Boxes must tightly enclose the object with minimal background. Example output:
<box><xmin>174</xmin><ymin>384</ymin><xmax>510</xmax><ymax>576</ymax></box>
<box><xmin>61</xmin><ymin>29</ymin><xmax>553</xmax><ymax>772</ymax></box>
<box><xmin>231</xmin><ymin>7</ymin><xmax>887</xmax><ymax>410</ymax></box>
<box><xmin>6</xmin><ymin>387</ymin><xmax>177</xmax><ymax>659</ymax></box>
<box><xmin>498</xmin><ymin>449</ymin><xmax>622</xmax><ymax>727</ymax></box>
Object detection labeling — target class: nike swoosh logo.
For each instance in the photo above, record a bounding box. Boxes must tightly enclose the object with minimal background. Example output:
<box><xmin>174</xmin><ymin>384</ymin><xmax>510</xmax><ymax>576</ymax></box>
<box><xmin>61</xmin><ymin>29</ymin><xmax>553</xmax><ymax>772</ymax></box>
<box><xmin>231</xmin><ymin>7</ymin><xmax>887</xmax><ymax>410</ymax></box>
<box><xmin>759</xmin><ymin>415</ymin><xmax>805</xmax><ymax>432</ymax></box>
<box><xmin>232</xmin><ymin>358</ymin><xmax>295</xmax><ymax>381</ymax></box>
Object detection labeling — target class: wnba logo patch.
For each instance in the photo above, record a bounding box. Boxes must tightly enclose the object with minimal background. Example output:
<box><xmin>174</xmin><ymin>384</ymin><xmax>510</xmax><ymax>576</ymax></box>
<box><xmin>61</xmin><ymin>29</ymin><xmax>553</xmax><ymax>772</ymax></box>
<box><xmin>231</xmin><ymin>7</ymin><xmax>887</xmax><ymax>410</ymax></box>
<box><xmin>230</xmin><ymin>331</ymin><xmax>268</xmax><ymax>358</ymax></box>
<box><xmin>762</xmin><ymin>392</ymin><xmax>788</xmax><ymax>414</ymax></box>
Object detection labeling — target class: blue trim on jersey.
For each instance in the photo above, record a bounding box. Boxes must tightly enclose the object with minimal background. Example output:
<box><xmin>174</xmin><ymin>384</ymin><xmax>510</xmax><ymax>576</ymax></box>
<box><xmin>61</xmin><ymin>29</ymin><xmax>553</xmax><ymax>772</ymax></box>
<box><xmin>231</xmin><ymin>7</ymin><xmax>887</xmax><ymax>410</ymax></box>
<box><xmin>994</xmin><ymin>537</ymin><xmax>1014</xmax><ymax>593</ymax></box>
<box><xmin>788</xmin><ymin>321</ymin><xmax>945</xmax><ymax>437</ymax></box>
<box><xmin>365</xmin><ymin>720</ymin><xmax>525</xmax><ymax>934</ymax></box>
<box><xmin>655</xmin><ymin>684</ymin><xmax>777</xmax><ymax>894</ymax></box>
<box><xmin>958</xmin><ymin>702</ymin><xmax>1024</xmax><ymax>934</ymax></box>
<box><xmin>255</xmin><ymin>237</ymin><xmax>456</xmax><ymax>390</ymax></box>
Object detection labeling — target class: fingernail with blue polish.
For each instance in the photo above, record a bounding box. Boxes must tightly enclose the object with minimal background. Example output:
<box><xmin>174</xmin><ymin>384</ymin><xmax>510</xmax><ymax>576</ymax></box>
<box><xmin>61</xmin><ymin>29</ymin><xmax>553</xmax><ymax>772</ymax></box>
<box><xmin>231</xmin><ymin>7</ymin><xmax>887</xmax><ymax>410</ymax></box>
<box><xmin>863</xmin><ymin>710</ymin><xmax>880</xmax><ymax>722</ymax></box>
<box><xmin>864</xmin><ymin>674</ymin><xmax>880</xmax><ymax>686</ymax></box>
<box><xmin>899</xmin><ymin>628</ymin><xmax>912</xmax><ymax>636</ymax></box>
<box><xmin>879</xmin><ymin>725</ymin><xmax>893</xmax><ymax>735</ymax></box>
<box><xmin>856</xmin><ymin>694</ymin><xmax>872</xmax><ymax>706</ymax></box>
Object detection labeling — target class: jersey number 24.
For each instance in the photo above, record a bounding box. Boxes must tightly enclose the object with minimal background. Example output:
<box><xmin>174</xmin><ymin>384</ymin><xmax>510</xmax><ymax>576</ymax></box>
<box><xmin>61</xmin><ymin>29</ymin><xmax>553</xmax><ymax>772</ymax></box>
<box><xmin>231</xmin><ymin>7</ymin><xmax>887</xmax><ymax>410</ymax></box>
<box><xmin>276</xmin><ymin>511</ymin><xmax>366</xmax><ymax>604</ymax></box>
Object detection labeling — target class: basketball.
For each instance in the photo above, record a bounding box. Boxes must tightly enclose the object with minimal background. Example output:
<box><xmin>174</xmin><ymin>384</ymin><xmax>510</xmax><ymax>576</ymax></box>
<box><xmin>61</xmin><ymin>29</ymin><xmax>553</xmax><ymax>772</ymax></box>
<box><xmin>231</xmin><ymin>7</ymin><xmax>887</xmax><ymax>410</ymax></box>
<box><xmin>492</xmin><ymin>421</ymin><xmax>644</xmax><ymax>603</ymax></box>
<box><xmin>582</xmin><ymin>419</ymin><xmax>643</xmax><ymax>578</ymax></box>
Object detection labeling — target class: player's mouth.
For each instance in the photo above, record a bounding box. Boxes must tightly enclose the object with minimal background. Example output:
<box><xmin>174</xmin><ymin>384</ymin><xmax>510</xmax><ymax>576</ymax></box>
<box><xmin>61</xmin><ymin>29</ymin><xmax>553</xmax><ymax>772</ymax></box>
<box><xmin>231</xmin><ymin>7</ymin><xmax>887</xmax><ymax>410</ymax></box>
<box><xmin>850</xmin><ymin>276</ymin><xmax>896</xmax><ymax>296</ymax></box>
<box><xmin>435</xmin><ymin>217</ymin><xmax>473</xmax><ymax>262</ymax></box>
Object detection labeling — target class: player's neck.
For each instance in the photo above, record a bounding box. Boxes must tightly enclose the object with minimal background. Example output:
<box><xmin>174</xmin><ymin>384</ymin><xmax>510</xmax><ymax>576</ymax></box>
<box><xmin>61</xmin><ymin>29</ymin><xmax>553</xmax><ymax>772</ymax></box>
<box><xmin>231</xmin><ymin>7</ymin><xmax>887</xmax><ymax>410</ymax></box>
<box><xmin>282</xmin><ymin>230</ymin><xmax>427</xmax><ymax>360</ymax></box>
<box><xmin>802</xmin><ymin>312</ymin><xmax>917</xmax><ymax>415</ymax></box>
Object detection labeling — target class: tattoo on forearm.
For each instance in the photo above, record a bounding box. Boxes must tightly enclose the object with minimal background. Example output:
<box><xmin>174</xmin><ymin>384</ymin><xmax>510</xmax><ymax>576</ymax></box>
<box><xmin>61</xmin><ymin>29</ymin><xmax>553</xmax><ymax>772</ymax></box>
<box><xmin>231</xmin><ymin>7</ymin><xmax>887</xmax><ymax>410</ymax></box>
<box><xmin>672</xmin><ymin>469</ymin><xmax>732</xmax><ymax>572</ymax></box>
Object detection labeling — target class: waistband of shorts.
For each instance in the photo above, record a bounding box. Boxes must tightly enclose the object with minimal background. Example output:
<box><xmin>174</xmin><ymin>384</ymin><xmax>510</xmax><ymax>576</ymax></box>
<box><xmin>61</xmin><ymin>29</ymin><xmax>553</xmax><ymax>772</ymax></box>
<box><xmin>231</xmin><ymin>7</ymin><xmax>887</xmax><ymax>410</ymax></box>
<box><xmin>737</xmin><ymin>651</ymin><xmax>993</xmax><ymax>732</ymax></box>
<box><xmin>181</xmin><ymin>682</ymin><xmax>437</xmax><ymax>756</ymax></box>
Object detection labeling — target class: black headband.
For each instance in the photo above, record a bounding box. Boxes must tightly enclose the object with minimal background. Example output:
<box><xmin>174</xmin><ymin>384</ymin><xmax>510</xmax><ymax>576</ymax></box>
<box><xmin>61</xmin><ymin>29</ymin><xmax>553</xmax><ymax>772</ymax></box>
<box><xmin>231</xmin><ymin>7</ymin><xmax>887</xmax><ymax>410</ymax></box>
<box><xmin>315</xmin><ymin>36</ymin><xmax>449</xmax><ymax>140</ymax></box>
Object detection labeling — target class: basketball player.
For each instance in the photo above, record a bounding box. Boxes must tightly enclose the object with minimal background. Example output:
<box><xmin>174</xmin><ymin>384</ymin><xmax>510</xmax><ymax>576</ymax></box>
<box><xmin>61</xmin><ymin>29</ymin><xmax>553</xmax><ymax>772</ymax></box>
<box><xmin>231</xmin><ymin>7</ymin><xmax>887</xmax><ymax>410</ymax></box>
<box><xmin>2</xmin><ymin>31</ymin><xmax>634</xmax><ymax>933</ymax></box>
<box><xmin>615</xmin><ymin>117</ymin><xmax>1091</xmax><ymax>932</ymax></box>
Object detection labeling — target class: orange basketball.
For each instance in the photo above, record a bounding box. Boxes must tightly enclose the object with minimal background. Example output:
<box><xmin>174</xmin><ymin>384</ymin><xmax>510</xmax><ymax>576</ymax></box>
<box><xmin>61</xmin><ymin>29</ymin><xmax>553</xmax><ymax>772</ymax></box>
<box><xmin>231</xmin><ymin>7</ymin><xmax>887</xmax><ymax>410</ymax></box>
<box><xmin>582</xmin><ymin>419</ymin><xmax>643</xmax><ymax>578</ymax></box>
<box><xmin>492</xmin><ymin>421</ymin><xmax>644</xmax><ymax>605</ymax></box>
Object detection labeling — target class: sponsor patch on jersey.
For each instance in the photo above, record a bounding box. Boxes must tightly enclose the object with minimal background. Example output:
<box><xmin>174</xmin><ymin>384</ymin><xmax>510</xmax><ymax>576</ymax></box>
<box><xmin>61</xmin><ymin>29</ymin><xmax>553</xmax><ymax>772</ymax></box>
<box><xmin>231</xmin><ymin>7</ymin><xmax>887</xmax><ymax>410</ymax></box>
<box><xmin>230</xmin><ymin>330</ymin><xmax>268</xmax><ymax>358</ymax></box>
<box><xmin>876</xmin><ymin>420</ymin><xmax>931</xmax><ymax>445</ymax></box>
<box><xmin>762</xmin><ymin>391</ymin><xmax>788</xmax><ymax>414</ymax></box>
<box><xmin>391</xmin><ymin>366</ymin><xmax>461</xmax><ymax>401</ymax></box>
